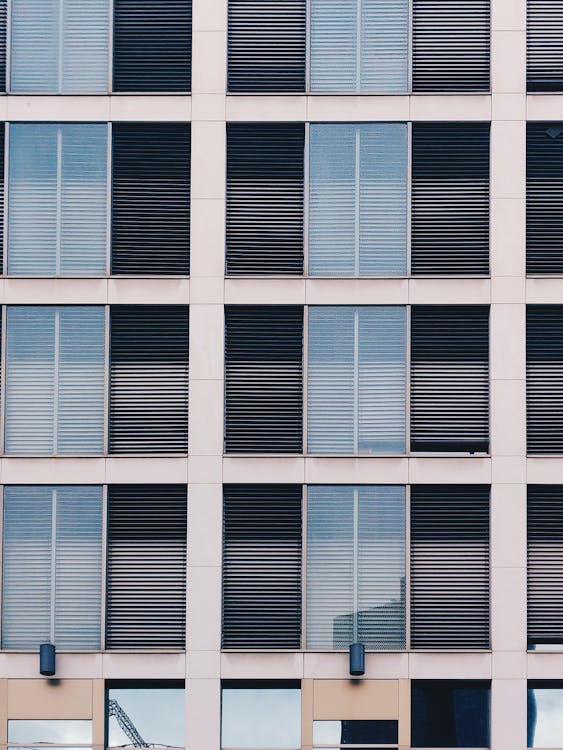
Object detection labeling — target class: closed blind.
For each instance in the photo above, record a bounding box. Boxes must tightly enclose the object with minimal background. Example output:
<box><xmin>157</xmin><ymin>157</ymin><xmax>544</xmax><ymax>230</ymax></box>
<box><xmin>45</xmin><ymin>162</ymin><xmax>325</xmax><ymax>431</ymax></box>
<box><xmin>310</xmin><ymin>0</ymin><xmax>408</xmax><ymax>92</ymax></box>
<box><xmin>111</xmin><ymin>124</ymin><xmax>190</xmax><ymax>275</ymax></box>
<box><xmin>306</xmin><ymin>485</ymin><xmax>406</xmax><ymax>649</ymax></box>
<box><xmin>228</xmin><ymin>0</ymin><xmax>305</xmax><ymax>92</ymax></box>
<box><xmin>226</xmin><ymin>124</ymin><xmax>304</xmax><ymax>275</ymax></box>
<box><xmin>10</xmin><ymin>0</ymin><xmax>108</xmax><ymax>92</ymax></box>
<box><xmin>109</xmin><ymin>306</ymin><xmax>189</xmax><ymax>453</ymax></box>
<box><xmin>410</xmin><ymin>306</ymin><xmax>489</xmax><ymax>453</ymax></box>
<box><xmin>225</xmin><ymin>306</ymin><xmax>303</xmax><ymax>453</ymax></box>
<box><xmin>222</xmin><ymin>485</ymin><xmax>302</xmax><ymax>649</ymax></box>
<box><xmin>527</xmin><ymin>305</ymin><xmax>563</xmax><ymax>453</ymax></box>
<box><xmin>411</xmin><ymin>485</ymin><xmax>490</xmax><ymax>649</ymax></box>
<box><xmin>411</xmin><ymin>123</ymin><xmax>490</xmax><ymax>275</ymax></box>
<box><xmin>528</xmin><ymin>0</ymin><xmax>563</xmax><ymax>92</ymax></box>
<box><xmin>412</xmin><ymin>0</ymin><xmax>490</xmax><ymax>92</ymax></box>
<box><xmin>106</xmin><ymin>485</ymin><xmax>187</xmax><ymax>649</ymax></box>
<box><xmin>0</xmin><ymin>1</ymin><xmax>5</xmax><ymax>92</ymax></box>
<box><xmin>309</xmin><ymin>124</ymin><xmax>407</xmax><ymax>277</ymax></box>
<box><xmin>527</xmin><ymin>123</ymin><xmax>563</xmax><ymax>274</ymax></box>
<box><xmin>2</xmin><ymin>485</ymin><xmax>103</xmax><ymax>650</ymax></box>
<box><xmin>8</xmin><ymin>124</ymin><xmax>108</xmax><ymax>276</ymax></box>
<box><xmin>113</xmin><ymin>0</ymin><xmax>191</xmax><ymax>91</ymax></box>
<box><xmin>307</xmin><ymin>306</ymin><xmax>406</xmax><ymax>454</ymax></box>
<box><xmin>5</xmin><ymin>306</ymin><xmax>106</xmax><ymax>455</ymax></box>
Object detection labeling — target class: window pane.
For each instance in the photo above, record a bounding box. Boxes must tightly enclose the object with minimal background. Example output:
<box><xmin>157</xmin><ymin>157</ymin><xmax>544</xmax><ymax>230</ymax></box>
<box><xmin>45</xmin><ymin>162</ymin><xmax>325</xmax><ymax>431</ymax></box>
<box><xmin>8</xmin><ymin>721</ymin><xmax>92</xmax><ymax>744</ymax></box>
<box><xmin>107</xmin><ymin>687</ymin><xmax>185</xmax><ymax>747</ymax></box>
<box><xmin>313</xmin><ymin>720</ymin><xmax>398</xmax><ymax>744</ymax></box>
<box><xmin>221</xmin><ymin>687</ymin><xmax>301</xmax><ymax>749</ymax></box>
<box><xmin>528</xmin><ymin>686</ymin><xmax>563</xmax><ymax>748</ymax></box>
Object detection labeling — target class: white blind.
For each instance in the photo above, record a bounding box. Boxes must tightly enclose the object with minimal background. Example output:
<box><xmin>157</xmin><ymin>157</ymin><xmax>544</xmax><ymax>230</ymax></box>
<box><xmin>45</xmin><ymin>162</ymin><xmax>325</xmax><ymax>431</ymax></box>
<box><xmin>306</xmin><ymin>485</ymin><xmax>406</xmax><ymax>649</ymax></box>
<box><xmin>10</xmin><ymin>0</ymin><xmax>108</xmax><ymax>92</ymax></box>
<box><xmin>310</xmin><ymin>0</ymin><xmax>408</xmax><ymax>92</ymax></box>
<box><xmin>2</xmin><ymin>485</ymin><xmax>103</xmax><ymax>650</ymax></box>
<box><xmin>8</xmin><ymin>124</ymin><xmax>107</xmax><ymax>276</ymax></box>
<box><xmin>309</xmin><ymin>123</ymin><xmax>407</xmax><ymax>276</ymax></box>
<box><xmin>307</xmin><ymin>306</ymin><xmax>406</xmax><ymax>454</ymax></box>
<box><xmin>5</xmin><ymin>306</ymin><xmax>106</xmax><ymax>455</ymax></box>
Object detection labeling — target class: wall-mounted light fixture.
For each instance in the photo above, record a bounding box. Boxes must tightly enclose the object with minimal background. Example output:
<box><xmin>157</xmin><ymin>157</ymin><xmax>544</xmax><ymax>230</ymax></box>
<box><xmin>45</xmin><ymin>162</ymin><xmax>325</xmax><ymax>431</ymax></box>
<box><xmin>349</xmin><ymin>643</ymin><xmax>365</xmax><ymax>676</ymax></box>
<box><xmin>40</xmin><ymin>643</ymin><xmax>56</xmax><ymax>676</ymax></box>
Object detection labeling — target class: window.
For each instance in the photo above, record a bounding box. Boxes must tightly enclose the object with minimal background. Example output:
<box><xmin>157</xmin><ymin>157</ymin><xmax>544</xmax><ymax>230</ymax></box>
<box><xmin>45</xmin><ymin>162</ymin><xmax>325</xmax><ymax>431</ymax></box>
<box><xmin>411</xmin><ymin>681</ymin><xmax>490</xmax><ymax>748</ymax></box>
<box><xmin>306</xmin><ymin>485</ymin><xmax>406</xmax><ymax>650</ymax></box>
<box><xmin>107</xmin><ymin>683</ymin><xmax>185</xmax><ymax>749</ymax></box>
<box><xmin>313</xmin><ymin>720</ymin><xmax>398</xmax><ymax>747</ymax></box>
<box><xmin>528</xmin><ymin>682</ymin><xmax>563</xmax><ymax>748</ymax></box>
<box><xmin>221</xmin><ymin>682</ymin><xmax>301</xmax><ymax>750</ymax></box>
<box><xmin>2</xmin><ymin>485</ymin><xmax>103</xmax><ymax>650</ymax></box>
<box><xmin>8</xmin><ymin>720</ymin><xmax>92</xmax><ymax>746</ymax></box>
<box><xmin>527</xmin><ymin>0</ymin><xmax>563</xmax><ymax>92</ymax></box>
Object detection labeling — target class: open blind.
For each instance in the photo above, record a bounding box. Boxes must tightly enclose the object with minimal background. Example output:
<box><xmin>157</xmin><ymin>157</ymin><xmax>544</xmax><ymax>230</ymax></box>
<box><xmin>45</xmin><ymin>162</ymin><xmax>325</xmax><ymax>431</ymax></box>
<box><xmin>413</xmin><ymin>0</ymin><xmax>490</xmax><ymax>92</ymax></box>
<box><xmin>410</xmin><ymin>306</ymin><xmax>489</xmax><ymax>453</ymax></box>
<box><xmin>222</xmin><ymin>485</ymin><xmax>302</xmax><ymax>649</ymax></box>
<box><xmin>225</xmin><ymin>306</ymin><xmax>303</xmax><ymax>453</ymax></box>
<box><xmin>228</xmin><ymin>0</ymin><xmax>305</xmax><ymax>92</ymax></box>
<box><xmin>106</xmin><ymin>485</ymin><xmax>187</xmax><ymax>649</ymax></box>
<box><xmin>10</xmin><ymin>0</ymin><xmax>108</xmax><ymax>92</ymax></box>
<box><xmin>411</xmin><ymin>123</ymin><xmax>490</xmax><ymax>275</ymax></box>
<box><xmin>113</xmin><ymin>0</ymin><xmax>191</xmax><ymax>91</ymax></box>
<box><xmin>310</xmin><ymin>0</ymin><xmax>408</xmax><ymax>92</ymax></box>
<box><xmin>111</xmin><ymin>124</ymin><xmax>190</xmax><ymax>275</ymax></box>
<box><xmin>2</xmin><ymin>485</ymin><xmax>103</xmax><ymax>650</ymax></box>
<box><xmin>307</xmin><ymin>306</ymin><xmax>406</xmax><ymax>454</ymax></box>
<box><xmin>109</xmin><ymin>306</ymin><xmax>189</xmax><ymax>453</ymax></box>
<box><xmin>8</xmin><ymin>124</ymin><xmax>108</xmax><ymax>276</ymax></box>
<box><xmin>306</xmin><ymin>485</ymin><xmax>406</xmax><ymax>650</ymax></box>
<box><xmin>309</xmin><ymin>124</ymin><xmax>407</xmax><ymax>277</ymax></box>
<box><xmin>5</xmin><ymin>306</ymin><xmax>106</xmax><ymax>455</ymax></box>
<box><xmin>527</xmin><ymin>123</ymin><xmax>563</xmax><ymax>274</ymax></box>
<box><xmin>528</xmin><ymin>0</ymin><xmax>563</xmax><ymax>91</ymax></box>
<box><xmin>226</xmin><ymin>124</ymin><xmax>304</xmax><ymax>275</ymax></box>
<box><xmin>411</xmin><ymin>485</ymin><xmax>490</xmax><ymax>649</ymax></box>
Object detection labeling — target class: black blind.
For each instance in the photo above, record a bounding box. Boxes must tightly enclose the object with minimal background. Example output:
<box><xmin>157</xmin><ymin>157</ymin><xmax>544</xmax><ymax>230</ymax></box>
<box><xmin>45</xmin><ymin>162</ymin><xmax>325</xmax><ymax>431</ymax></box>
<box><xmin>112</xmin><ymin>124</ymin><xmax>190</xmax><ymax>275</ymax></box>
<box><xmin>527</xmin><ymin>123</ymin><xmax>563</xmax><ymax>274</ymax></box>
<box><xmin>528</xmin><ymin>486</ymin><xmax>563</xmax><ymax>645</ymax></box>
<box><xmin>109</xmin><ymin>306</ymin><xmax>189</xmax><ymax>453</ymax></box>
<box><xmin>411</xmin><ymin>306</ymin><xmax>489</xmax><ymax>453</ymax></box>
<box><xmin>226</xmin><ymin>124</ymin><xmax>304</xmax><ymax>275</ymax></box>
<box><xmin>528</xmin><ymin>0</ymin><xmax>563</xmax><ymax>91</ymax></box>
<box><xmin>527</xmin><ymin>306</ymin><xmax>563</xmax><ymax>453</ymax></box>
<box><xmin>106</xmin><ymin>485</ymin><xmax>187</xmax><ymax>649</ymax></box>
<box><xmin>225</xmin><ymin>305</ymin><xmax>303</xmax><ymax>453</ymax></box>
<box><xmin>411</xmin><ymin>485</ymin><xmax>490</xmax><ymax>650</ymax></box>
<box><xmin>113</xmin><ymin>0</ymin><xmax>191</xmax><ymax>92</ymax></box>
<box><xmin>222</xmin><ymin>484</ymin><xmax>302</xmax><ymax>649</ymax></box>
<box><xmin>412</xmin><ymin>0</ymin><xmax>490</xmax><ymax>92</ymax></box>
<box><xmin>228</xmin><ymin>0</ymin><xmax>306</xmax><ymax>92</ymax></box>
<box><xmin>411</xmin><ymin>123</ymin><xmax>490</xmax><ymax>275</ymax></box>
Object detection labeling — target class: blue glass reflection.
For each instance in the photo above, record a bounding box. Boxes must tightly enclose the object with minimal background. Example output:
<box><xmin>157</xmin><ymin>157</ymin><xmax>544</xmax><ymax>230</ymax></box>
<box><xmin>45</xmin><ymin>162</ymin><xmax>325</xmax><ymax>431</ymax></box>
<box><xmin>221</xmin><ymin>688</ymin><xmax>301</xmax><ymax>749</ymax></box>
<box><xmin>107</xmin><ymin>688</ymin><xmax>185</xmax><ymax>748</ymax></box>
<box><xmin>528</xmin><ymin>686</ymin><xmax>563</xmax><ymax>747</ymax></box>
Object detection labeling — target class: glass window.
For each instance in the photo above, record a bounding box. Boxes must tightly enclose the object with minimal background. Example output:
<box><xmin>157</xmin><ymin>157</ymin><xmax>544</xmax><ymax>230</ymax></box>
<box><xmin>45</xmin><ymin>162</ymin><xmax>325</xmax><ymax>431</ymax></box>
<box><xmin>411</xmin><ymin>681</ymin><xmax>490</xmax><ymax>748</ymax></box>
<box><xmin>107</xmin><ymin>684</ymin><xmax>185</xmax><ymax>748</ymax></box>
<box><xmin>8</xmin><ymin>720</ymin><xmax>92</xmax><ymax>745</ymax></box>
<box><xmin>313</xmin><ymin>720</ymin><xmax>398</xmax><ymax>744</ymax></box>
<box><xmin>221</xmin><ymin>684</ymin><xmax>301</xmax><ymax>749</ymax></box>
<box><xmin>309</xmin><ymin>124</ymin><xmax>407</xmax><ymax>277</ymax></box>
<box><xmin>10</xmin><ymin>0</ymin><xmax>109</xmax><ymax>93</ymax></box>
<box><xmin>528</xmin><ymin>683</ymin><xmax>563</xmax><ymax>748</ymax></box>
<box><xmin>8</xmin><ymin>124</ymin><xmax>108</xmax><ymax>276</ymax></box>
<box><xmin>306</xmin><ymin>485</ymin><xmax>406</xmax><ymax>650</ymax></box>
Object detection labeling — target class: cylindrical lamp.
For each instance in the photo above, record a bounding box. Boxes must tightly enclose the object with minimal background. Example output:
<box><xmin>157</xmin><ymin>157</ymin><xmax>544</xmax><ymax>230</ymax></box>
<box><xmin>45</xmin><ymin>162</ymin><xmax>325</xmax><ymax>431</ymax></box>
<box><xmin>349</xmin><ymin>643</ymin><xmax>365</xmax><ymax>676</ymax></box>
<box><xmin>40</xmin><ymin>643</ymin><xmax>56</xmax><ymax>676</ymax></box>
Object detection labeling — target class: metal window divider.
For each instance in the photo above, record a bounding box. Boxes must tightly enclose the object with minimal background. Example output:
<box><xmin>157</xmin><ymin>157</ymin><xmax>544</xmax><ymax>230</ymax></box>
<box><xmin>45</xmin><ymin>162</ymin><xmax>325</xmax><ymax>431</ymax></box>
<box><xmin>106</xmin><ymin>122</ymin><xmax>112</xmax><ymax>277</ymax></box>
<box><xmin>302</xmin><ymin>303</ymin><xmax>309</xmax><ymax>456</ymax></box>
<box><xmin>301</xmin><ymin>483</ymin><xmax>307</xmax><ymax>651</ymax></box>
<box><xmin>5</xmin><ymin>0</ymin><xmax>11</xmax><ymax>92</ymax></box>
<box><xmin>3</xmin><ymin>122</ymin><xmax>9</xmax><ymax>276</ymax></box>
<box><xmin>303</xmin><ymin>122</ymin><xmax>310</xmax><ymax>278</ymax></box>
<box><xmin>104</xmin><ymin>304</ymin><xmax>110</xmax><ymax>456</ymax></box>
<box><xmin>405</xmin><ymin>482</ymin><xmax>411</xmax><ymax>651</ymax></box>
<box><xmin>101</xmin><ymin>483</ymin><xmax>108</xmax><ymax>650</ymax></box>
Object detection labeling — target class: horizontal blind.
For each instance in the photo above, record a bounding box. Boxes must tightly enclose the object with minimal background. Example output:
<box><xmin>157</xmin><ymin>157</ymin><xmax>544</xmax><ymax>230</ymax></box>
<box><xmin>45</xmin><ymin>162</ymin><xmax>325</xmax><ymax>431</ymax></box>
<box><xmin>527</xmin><ymin>306</ymin><xmax>563</xmax><ymax>453</ymax></box>
<box><xmin>528</xmin><ymin>0</ymin><xmax>563</xmax><ymax>91</ymax></box>
<box><xmin>411</xmin><ymin>485</ymin><xmax>490</xmax><ymax>649</ymax></box>
<box><xmin>113</xmin><ymin>0</ymin><xmax>191</xmax><ymax>91</ymax></box>
<box><xmin>410</xmin><ymin>305</ymin><xmax>489</xmax><ymax>453</ymax></box>
<box><xmin>8</xmin><ymin>124</ymin><xmax>108</xmax><ymax>276</ymax></box>
<box><xmin>106</xmin><ymin>485</ymin><xmax>187</xmax><ymax>649</ymax></box>
<box><xmin>308</xmin><ymin>124</ymin><xmax>407</xmax><ymax>276</ymax></box>
<box><xmin>528</xmin><ymin>485</ymin><xmax>563</xmax><ymax>645</ymax></box>
<box><xmin>306</xmin><ymin>485</ymin><xmax>406</xmax><ymax>649</ymax></box>
<box><xmin>61</xmin><ymin>0</ymin><xmax>109</xmax><ymax>92</ymax></box>
<box><xmin>0</xmin><ymin>0</ymin><xmax>5</xmax><ymax>92</ymax></box>
<box><xmin>225</xmin><ymin>306</ymin><xmax>303</xmax><ymax>453</ymax></box>
<box><xmin>226</xmin><ymin>124</ymin><xmax>304</xmax><ymax>275</ymax></box>
<box><xmin>412</xmin><ymin>0</ymin><xmax>490</xmax><ymax>92</ymax></box>
<box><xmin>527</xmin><ymin>123</ymin><xmax>563</xmax><ymax>274</ymax></box>
<box><xmin>109</xmin><ymin>306</ymin><xmax>189</xmax><ymax>453</ymax></box>
<box><xmin>411</xmin><ymin>123</ymin><xmax>490</xmax><ymax>275</ymax></box>
<box><xmin>111</xmin><ymin>124</ymin><xmax>190</xmax><ymax>275</ymax></box>
<box><xmin>228</xmin><ymin>0</ymin><xmax>305</xmax><ymax>92</ymax></box>
<box><xmin>222</xmin><ymin>484</ymin><xmax>302</xmax><ymax>649</ymax></box>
